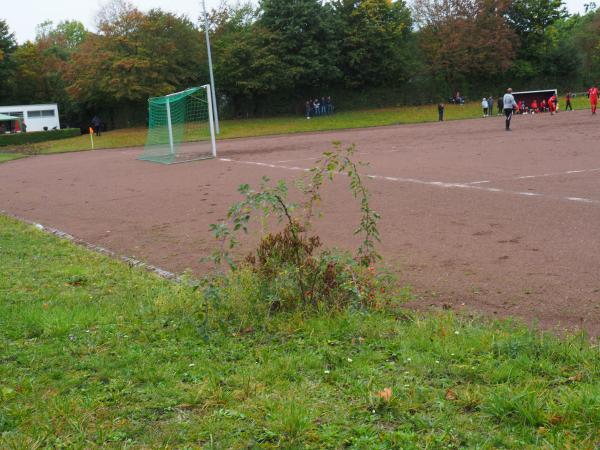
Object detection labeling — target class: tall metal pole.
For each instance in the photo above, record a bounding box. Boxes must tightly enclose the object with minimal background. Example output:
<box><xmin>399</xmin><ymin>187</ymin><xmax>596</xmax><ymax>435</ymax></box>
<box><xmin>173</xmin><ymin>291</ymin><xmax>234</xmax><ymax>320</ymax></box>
<box><xmin>202</xmin><ymin>0</ymin><xmax>220</xmax><ymax>135</ymax></box>
<box><xmin>165</xmin><ymin>98</ymin><xmax>175</xmax><ymax>156</ymax></box>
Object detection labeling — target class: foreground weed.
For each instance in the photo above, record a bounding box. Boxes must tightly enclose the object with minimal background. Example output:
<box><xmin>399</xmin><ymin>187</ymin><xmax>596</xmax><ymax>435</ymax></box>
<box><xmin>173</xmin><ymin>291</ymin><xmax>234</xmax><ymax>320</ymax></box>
<box><xmin>207</xmin><ymin>143</ymin><xmax>390</xmax><ymax>313</ymax></box>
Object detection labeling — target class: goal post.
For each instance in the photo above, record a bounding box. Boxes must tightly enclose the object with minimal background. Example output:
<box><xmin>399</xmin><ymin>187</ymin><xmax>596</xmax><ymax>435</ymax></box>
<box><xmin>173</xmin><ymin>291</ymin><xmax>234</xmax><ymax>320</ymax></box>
<box><xmin>138</xmin><ymin>85</ymin><xmax>217</xmax><ymax>164</ymax></box>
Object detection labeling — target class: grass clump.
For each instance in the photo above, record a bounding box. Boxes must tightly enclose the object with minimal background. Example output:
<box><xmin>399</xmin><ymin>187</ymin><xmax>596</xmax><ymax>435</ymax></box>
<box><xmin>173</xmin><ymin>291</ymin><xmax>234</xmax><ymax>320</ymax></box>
<box><xmin>0</xmin><ymin>153</ymin><xmax>26</xmax><ymax>164</ymax></box>
<box><xmin>1</xmin><ymin>214</ymin><xmax>600</xmax><ymax>447</ymax></box>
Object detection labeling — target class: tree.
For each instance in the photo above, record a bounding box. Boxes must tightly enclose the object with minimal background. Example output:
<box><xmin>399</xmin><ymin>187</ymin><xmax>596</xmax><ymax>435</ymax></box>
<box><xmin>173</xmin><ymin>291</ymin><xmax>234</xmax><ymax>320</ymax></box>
<box><xmin>335</xmin><ymin>0</ymin><xmax>415</xmax><ymax>88</ymax></box>
<box><xmin>0</xmin><ymin>20</ymin><xmax>17</xmax><ymax>103</ymax></box>
<box><xmin>67</xmin><ymin>4</ymin><xmax>204</xmax><ymax>125</ymax></box>
<box><xmin>204</xmin><ymin>3</ymin><xmax>289</xmax><ymax>114</ymax></box>
<box><xmin>259</xmin><ymin>0</ymin><xmax>342</xmax><ymax>89</ymax></box>
<box><xmin>415</xmin><ymin>0</ymin><xmax>517</xmax><ymax>86</ymax></box>
<box><xmin>566</xmin><ymin>7</ymin><xmax>600</xmax><ymax>83</ymax></box>
<box><xmin>215</xmin><ymin>25</ymin><xmax>291</xmax><ymax>115</ymax></box>
<box><xmin>504</xmin><ymin>0</ymin><xmax>567</xmax><ymax>78</ymax></box>
<box><xmin>37</xmin><ymin>20</ymin><xmax>88</xmax><ymax>51</ymax></box>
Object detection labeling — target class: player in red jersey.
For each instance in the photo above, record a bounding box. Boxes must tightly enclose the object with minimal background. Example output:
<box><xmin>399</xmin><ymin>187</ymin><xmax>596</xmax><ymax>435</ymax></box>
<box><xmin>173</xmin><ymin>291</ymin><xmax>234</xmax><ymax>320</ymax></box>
<box><xmin>548</xmin><ymin>94</ymin><xmax>557</xmax><ymax>115</ymax></box>
<box><xmin>589</xmin><ymin>84</ymin><xmax>599</xmax><ymax>114</ymax></box>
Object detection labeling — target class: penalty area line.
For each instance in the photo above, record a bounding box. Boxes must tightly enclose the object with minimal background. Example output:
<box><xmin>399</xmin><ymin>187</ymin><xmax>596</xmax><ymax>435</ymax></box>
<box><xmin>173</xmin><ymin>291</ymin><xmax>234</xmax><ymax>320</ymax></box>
<box><xmin>467</xmin><ymin>167</ymin><xmax>600</xmax><ymax>185</ymax></box>
<box><xmin>219</xmin><ymin>158</ymin><xmax>600</xmax><ymax>206</ymax></box>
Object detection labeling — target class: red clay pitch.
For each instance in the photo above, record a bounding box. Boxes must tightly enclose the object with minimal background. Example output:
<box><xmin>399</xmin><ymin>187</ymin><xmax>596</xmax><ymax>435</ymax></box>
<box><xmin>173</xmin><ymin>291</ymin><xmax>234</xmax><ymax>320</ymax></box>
<box><xmin>1</xmin><ymin>111</ymin><xmax>599</xmax><ymax>335</ymax></box>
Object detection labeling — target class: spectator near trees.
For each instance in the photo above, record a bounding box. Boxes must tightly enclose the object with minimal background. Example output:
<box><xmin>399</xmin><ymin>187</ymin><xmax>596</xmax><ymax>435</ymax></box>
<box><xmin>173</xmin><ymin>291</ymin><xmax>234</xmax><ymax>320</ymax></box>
<box><xmin>91</xmin><ymin>115</ymin><xmax>102</xmax><ymax>136</ymax></box>
<box><xmin>304</xmin><ymin>96</ymin><xmax>334</xmax><ymax>118</ymax></box>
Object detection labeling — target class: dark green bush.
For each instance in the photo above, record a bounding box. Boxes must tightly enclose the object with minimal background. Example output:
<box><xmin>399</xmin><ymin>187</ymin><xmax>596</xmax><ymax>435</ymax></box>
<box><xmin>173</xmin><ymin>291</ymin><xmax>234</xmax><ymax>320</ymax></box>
<box><xmin>0</xmin><ymin>128</ymin><xmax>80</xmax><ymax>147</ymax></box>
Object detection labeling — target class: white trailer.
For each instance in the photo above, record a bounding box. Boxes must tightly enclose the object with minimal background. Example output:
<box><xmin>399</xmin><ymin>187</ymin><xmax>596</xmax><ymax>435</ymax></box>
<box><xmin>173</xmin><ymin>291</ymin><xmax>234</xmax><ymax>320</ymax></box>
<box><xmin>0</xmin><ymin>104</ymin><xmax>61</xmax><ymax>132</ymax></box>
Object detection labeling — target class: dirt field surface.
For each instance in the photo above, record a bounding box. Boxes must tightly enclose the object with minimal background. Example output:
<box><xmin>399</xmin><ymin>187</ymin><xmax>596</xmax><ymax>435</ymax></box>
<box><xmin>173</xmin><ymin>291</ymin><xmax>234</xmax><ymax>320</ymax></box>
<box><xmin>2</xmin><ymin>110</ymin><xmax>599</xmax><ymax>335</ymax></box>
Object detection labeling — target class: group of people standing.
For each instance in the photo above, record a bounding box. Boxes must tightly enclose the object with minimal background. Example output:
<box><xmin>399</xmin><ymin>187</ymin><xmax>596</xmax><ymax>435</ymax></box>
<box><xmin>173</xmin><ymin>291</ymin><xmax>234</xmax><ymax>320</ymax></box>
<box><xmin>440</xmin><ymin>84</ymin><xmax>599</xmax><ymax>129</ymax></box>
<box><xmin>480</xmin><ymin>96</ymin><xmax>496</xmax><ymax>117</ymax></box>
<box><xmin>512</xmin><ymin>96</ymin><xmax>558</xmax><ymax>115</ymax></box>
<box><xmin>305</xmin><ymin>97</ymin><xmax>334</xmax><ymax>119</ymax></box>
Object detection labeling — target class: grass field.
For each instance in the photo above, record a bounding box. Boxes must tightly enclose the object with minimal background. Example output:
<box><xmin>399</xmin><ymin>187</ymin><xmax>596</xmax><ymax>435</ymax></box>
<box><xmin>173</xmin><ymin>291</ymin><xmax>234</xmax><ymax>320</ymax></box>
<box><xmin>1</xmin><ymin>214</ymin><xmax>599</xmax><ymax>448</ymax></box>
<box><xmin>0</xmin><ymin>153</ymin><xmax>26</xmax><ymax>163</ymax></box>
<box><xmin>0</xmin><ymin>96</ymin><xmax>591</xmax><ymax>161</ymax></box>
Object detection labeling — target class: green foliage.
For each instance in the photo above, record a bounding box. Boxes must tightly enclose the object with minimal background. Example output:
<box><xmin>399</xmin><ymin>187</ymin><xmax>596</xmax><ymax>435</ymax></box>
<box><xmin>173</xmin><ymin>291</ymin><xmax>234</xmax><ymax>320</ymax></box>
<box><xmin>0</xmin><ymin>153</ymin><xmax>26</xmax><ymax>163</ymax></box>
<box><xmin>0</xmin><ymin>129</ymin><xmax>80</xmax><ymax>147</ymax></box>
<box><xmin>36</xmin><ymin>20</ymin><xmax>88</xmax><ymax>50</ymax></box>
<box><xmin>260</xmin><ymin>0</ymin><xmax>342</xmax><ymax>88</ymax></box>
<box><xmin>336</xmin><ymin>0</ymin><xmax>414</xmax><ymax>88</ymax></box>
<box><xmin>3</xmin><ymin>0</ymin><xmax>600</xmax><ymax>123</ymax></box>
<box><xmin>209</xmin><ymin>144</ymin><xmax>385</xmax><ymax>312</ymax></box>
<box><xmin>67</xmin><ymin>5</ymin><xmax>203</xmax><ymax>112</ymax></box>
<box><xmin>1</xmin><ymin>214</ymin><xmax>600</xmax><ymax>447</ymax></box>
<box><xmin>214</xmin><ymin>22</ymin><xmax>291</xmax><ymax>115</ymax></box>
<box><xmin>0</xmin><ymin>19</ymin><xmax>17</xmax><ymax>103</ymax></box>
<box><xmin>506</xmin><ymin>0</ymin><xmax>567</xmax><ymax>38</ymax></box>
<box><xmin>505</xmin><ymin>0</ymin><xmax>570</xmax><ymax>79</ymax></box>
<box><xmin>571</xmin><ymin>8</ymin><xmax>600</xmax><ymax>82</ymax></box>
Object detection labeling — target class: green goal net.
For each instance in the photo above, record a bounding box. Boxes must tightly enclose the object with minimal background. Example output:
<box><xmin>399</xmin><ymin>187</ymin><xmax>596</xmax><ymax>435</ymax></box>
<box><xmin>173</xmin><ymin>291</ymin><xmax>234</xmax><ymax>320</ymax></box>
<box><xmin>139</xmin><ymin>86</ymin><xmax>217</xmax><ymax>164</ymax></box>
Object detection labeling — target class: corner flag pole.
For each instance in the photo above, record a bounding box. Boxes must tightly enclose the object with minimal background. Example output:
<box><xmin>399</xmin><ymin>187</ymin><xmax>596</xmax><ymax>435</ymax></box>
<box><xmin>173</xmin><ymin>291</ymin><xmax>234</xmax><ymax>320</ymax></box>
<box><xmin>89</xmin><ymin>127</ymin><xmax>95</xmax><ymax>149</ymax></box>
<box><xmin>202</xmin><ymin>0</ymin><xmax>220</xmax><ymax>135</ymax></box>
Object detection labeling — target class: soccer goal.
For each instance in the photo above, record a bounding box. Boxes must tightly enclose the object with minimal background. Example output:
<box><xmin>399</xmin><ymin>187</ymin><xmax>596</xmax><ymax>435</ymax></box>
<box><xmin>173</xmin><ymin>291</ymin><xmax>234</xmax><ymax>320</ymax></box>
<box><xmin>512</xmin><ymin>89</ymin><xmax>557</xmax><ymax>107</ymax></box>
<box><xmin>138</xmin><ymin>85</ymin><xmax>217</xmax><ymax>164</ymax></box>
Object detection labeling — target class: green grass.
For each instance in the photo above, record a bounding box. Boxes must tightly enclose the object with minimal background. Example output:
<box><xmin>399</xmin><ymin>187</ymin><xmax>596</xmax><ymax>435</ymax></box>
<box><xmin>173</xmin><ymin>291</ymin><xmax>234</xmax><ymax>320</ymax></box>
<box><xmin>1</xmin><ymin>95</ymin><xmax>592</xmax><ymax>158</ymax></box>
<box><xmin>0</xmin><ymin>153</ymin><xmax>26</xmax><ymax>164</ymax></box>
<box><xmin>1</xmin><ymin>214</ymin><xmax>599</xmax><ymax>448</ymax></box>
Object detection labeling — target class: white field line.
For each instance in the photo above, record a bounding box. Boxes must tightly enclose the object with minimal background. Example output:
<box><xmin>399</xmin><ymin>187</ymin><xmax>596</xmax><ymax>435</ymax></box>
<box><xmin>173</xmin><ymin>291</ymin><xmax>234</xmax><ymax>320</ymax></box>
<box><xmin>276</xmin><ymin>151</ymin><xmax>369</xmax><ymax>164</ymax></box>
<box><xmin>276</xmin><ymin>156</ymin><xmax>320</xmax><ymax>163</ymax></box>
<box><xmin>219</xmin><ymin>158</ymin><xmax>600</xmax><ymax>206</ymax></box>
<box><xmin>466</xmin><ymin>167</ymin><xmax>600</xmax><ymax>185</ymax></box>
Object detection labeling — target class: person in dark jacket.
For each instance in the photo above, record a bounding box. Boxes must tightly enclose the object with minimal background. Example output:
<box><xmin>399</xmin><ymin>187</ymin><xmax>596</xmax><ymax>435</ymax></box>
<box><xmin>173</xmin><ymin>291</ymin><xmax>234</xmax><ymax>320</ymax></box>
<box><xmin>326</xmin><ymin>96</ymin><xmax>333</xmax><ymax>114</ymax></box>
<box><xmin>438</xmin><ymin>103</ymin><xmax>445</xmax><ymax>121</ymax></box>
<box><xmin>565</xmin><ymin>92</ymin><xmax>573</xmax><ymax>111</ymax></box>
<box><xmin>91</xmin><ymin>115</ymin><xmax>102</xmax><ymax>136</ymax></box>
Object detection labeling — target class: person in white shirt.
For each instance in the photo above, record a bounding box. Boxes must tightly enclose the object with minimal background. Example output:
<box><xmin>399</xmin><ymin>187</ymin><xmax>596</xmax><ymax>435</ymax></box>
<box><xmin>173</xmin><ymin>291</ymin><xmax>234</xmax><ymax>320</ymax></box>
<box><xmin>482</xmin><ymin>98</ymin><xmax>489</xmax><ymax>117</ymax></box>
<box><xmin>503</xmin><ymin>88</ymin><xmax>518</xmax><ymax>131</ymax></box>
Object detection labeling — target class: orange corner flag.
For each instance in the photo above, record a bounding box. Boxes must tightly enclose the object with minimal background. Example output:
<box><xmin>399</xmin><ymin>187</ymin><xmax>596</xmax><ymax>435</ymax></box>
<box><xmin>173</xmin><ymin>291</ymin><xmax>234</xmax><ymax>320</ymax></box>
<box><xmin>89</xmin><ymin>127</ymin><xmax>94</xmax><ymax>134</ymax></box>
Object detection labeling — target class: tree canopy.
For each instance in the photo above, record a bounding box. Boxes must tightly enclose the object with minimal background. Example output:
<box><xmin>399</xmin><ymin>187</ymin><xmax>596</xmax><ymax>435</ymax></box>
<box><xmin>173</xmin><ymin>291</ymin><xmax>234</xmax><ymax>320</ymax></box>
<box><xmin>0</xmin><ymin>0</ymin><xmax>599</xmax><ymax>126</ymax></box>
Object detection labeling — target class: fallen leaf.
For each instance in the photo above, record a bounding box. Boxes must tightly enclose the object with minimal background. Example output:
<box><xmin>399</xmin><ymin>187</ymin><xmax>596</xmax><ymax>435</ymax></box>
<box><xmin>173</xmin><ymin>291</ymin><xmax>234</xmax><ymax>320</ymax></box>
<box><xmin>376</xmin><ymin>387</ymin><xmax>393</xmax><ymax>402</ymax></box>
<box><xmin>548</xmin><ymin>415</ymin><xmax>563</xmax><ymax>425</ymax></box>
<box><xmin>445</xmin><ymin>389</ymin><xmax>458</xmax><ymax>401</ymax></box>
<box><xmin>568</xmin><ymin>373</ymin><xmax>583</xmax><ymax>382</ymax></box>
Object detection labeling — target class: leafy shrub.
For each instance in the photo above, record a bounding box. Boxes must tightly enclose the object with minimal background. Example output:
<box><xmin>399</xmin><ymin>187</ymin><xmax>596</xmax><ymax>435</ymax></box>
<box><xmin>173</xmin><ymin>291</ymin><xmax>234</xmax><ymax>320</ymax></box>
<box><xmin>208</xmin><ymin>143</ymin><xmax>395</xmax><ymax>314</ymax></box>
<box><xmin>0</xmin><ymin>128</ymin><xmax>80</xmax><ymax>147</ymax></box>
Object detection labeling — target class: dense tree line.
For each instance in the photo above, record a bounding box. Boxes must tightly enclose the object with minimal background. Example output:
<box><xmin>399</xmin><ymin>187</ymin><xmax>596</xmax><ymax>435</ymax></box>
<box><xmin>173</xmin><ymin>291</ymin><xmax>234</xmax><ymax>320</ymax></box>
<box><xmin>0</xmin><ymin>0</ymin><xmax>599</xmax><ymax>127</ymax></box>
